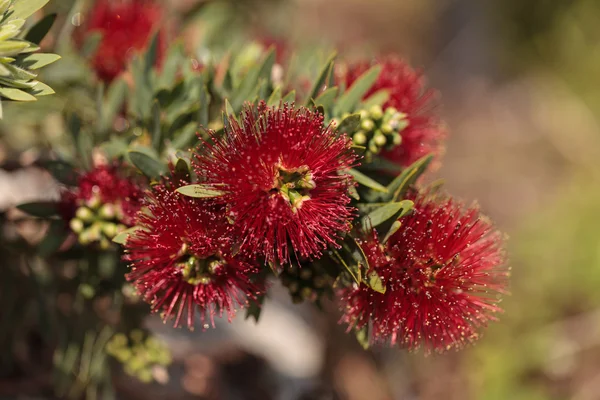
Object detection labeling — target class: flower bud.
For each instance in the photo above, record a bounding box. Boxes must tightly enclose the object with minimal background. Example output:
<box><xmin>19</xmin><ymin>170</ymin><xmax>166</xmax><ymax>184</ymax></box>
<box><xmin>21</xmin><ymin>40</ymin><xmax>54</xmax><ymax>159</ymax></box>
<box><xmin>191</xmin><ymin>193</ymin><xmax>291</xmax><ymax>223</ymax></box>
<box><xmin>369</xmin><ymin>105</ymin><xmax>383</xmax><ymax>120</ymax></box>
<box><xmin>69</xmin><ymin>218</ymin><xmax>84</xmax><ymax>233</ymax></box>
<box><xmin>360</xmin><ymin>118</ymin><xmax>374</xmax><ymax>131</ymax></box>
<box><xmin>75</xmin><ymin>206</ymin><xmax>94</xmax><ymax>222</ymax></box>
<box><xmin>99</xmin><ymin>203</ymin><xmax>116</xmax><ymax>219</ymax></box>
<box><xmin>353</xmin><ymin>131</ymin><xmax>367</xmax><ymax>145</ymax></box>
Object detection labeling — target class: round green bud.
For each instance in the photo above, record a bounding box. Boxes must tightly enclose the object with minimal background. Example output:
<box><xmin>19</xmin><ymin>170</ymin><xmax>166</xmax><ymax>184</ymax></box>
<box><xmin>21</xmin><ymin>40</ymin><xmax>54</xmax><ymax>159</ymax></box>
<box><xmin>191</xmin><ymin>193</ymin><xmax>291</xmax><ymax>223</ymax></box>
<box><xmin>369</xmin><ymin>105</ymin><xmax>383</xmax><ymax>120</ymax></box>
<box><xmin>358</xmin><ymin>110</ymin><xmax>369</xmax><ymax>120</ymax></box>
<box><xmin>99</xmin><ymin>237</ymin><xmax>111</xmax><ymax>250</ymax></box>
<box><xmin>69</xmin><ymin>218</ymin><xmax>84</xmax><ymax>234</ymax></box>
<box><xmin>385</xmin><ymin>106</ymin><xmax>398</xmax><ymax>116</ymax></box>
<box><xmin>102</xmin><ymin>222</ymin><xmax>118</xmax><ymax>238</ymax></box>
<box><xmin>380</xmin><ymin>123</ymin><xmax>393</xmax><ymax>134</ymax></box>
<box><xmin>98</xmin><ymin>203</ymin><xmax>116</xmax><ymax>219</ymax></box>
<box><xmin>360</xmin><ymin>119</ymin><xmax>375</xmax><ymax>131</ymax></box>
<box><xmin>353</xmin><ymin>131</ymin><xmax>367</xmax><ymax>145</ymax></box>
<box><xmin>300</xmin><ymin>287</ymin><xmax>314</xmax><ymax>300</ymax></box>
<box><xmin>79</xmin><ymin>283</ymin><xmax>95</xmax><ymax>299</ymax></box>
<box><xmin>75</xmin><ymin>206</ymin><xmax>94</xmax><ymax>222</ymax></box>
<box><xmin>373</xmin><ymin>132</ymin><xmax>387</xmax><ymax>147</ymax></box>
<box><xmin>86</xmin><ymin>194</ymin><xmax>102</xmax><ymax>210</ymax></box>
<box><xmin>299</xmin><ymin>268</ymin><xmax>312</xmax><ymax>280</ymax></box>
<box><xmin>368</xmin><ymin>140</ymin><xmax>379</xmax><ymax>154</ymax></box>
<box><xmin>391</xmin><ymin>132</ymin><xmax>402</xmax><ymax>145</ymax></box>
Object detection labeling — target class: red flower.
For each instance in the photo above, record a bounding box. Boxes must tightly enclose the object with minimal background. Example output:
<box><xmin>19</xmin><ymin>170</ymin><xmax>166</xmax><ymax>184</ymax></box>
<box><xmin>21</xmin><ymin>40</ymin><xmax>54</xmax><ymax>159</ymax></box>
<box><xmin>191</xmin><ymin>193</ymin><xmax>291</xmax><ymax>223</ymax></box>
<box><xmin>123</xmin><ymin>177</ymin><xmax>262</xmax><ymax>329</ymax></box>
<box><xmin>79</xmin><ymin>0</ymin><xmax>164</xmax><ymax>82</ymax></box>
<box><xmin>342</xmin><ymin>56</ymin><xmax>445</xmax><ymax>168</ymax></box>
<box><xmin>340</xmin><ymin>195</ymin><xmax>508</xmax><ymax>352</ymax></box>
<box><xmin>75</xmin><ymin>164</ymin><xmax>143</xmax><ymax>226</ymax></box>
<box><xmin>194</xmin><ymin>103</ymin><xmax>357</xmax><ymax>265</ymax></box>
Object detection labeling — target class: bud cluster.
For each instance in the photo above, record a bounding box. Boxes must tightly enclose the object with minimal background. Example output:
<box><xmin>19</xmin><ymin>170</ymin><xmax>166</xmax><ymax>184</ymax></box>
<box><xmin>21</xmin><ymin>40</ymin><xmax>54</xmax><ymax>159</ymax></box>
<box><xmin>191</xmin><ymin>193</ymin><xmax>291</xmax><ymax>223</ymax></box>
<box><xmin>106</xmin><ymin>330</ymin><xmax>172</xmax><ymax>383</ymax></box>
<box><xmin>69</xmin><ymin>192</ymin><xmax>127</xmax><ymax>249</ymax></box>
<box><xmin>280</xmin><ymin>262</ymin><xmax>336</xmax><ymax>304</ymax></box>
<box><xmin>344</xmin><ymin>105</ymin><xmax>408</xmax><ymax>162</ymax></box>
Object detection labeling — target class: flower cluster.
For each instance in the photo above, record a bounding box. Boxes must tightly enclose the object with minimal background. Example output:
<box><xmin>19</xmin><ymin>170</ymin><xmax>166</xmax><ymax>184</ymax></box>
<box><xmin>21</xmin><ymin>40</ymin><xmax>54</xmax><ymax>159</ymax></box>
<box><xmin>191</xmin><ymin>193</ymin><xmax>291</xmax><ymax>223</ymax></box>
<box><xmin>340</xmin><ymin>195</ymin><xmax>508</xmax><ymax>352</ymax></box>
<box><xmin>340</xmin><ymin>56</ymin><xmax>445</xmax><ymax>168</ymax></box>
<box><xmin>78</xmin><ymin>0</ymin><xmax>164</xmax><ymax>82</ymax></box>
<box><xmin>60</xmin><ymin>165</ymin><xmax>143</xmax><ymax>249</ymax></box>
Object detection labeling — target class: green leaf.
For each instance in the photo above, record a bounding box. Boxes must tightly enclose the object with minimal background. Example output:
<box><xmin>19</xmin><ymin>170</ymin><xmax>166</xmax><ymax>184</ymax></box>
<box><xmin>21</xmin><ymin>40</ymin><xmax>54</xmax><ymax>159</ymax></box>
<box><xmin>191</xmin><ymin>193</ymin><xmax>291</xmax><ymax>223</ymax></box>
<box><xmin>231</xmin><ymin>49</ymin><xmax>275</xmax><ymax>110</ymax></box>
<box><xmin>245</xmin><ymin>294</ymin><xmax>266</xmax><ymax>323</ymax></box>
<box><xmin>313</xmin><ymin>86</ymin><xmax>338</xmax><ymax>110</ymax></box>
<box><xmin>305</xmin><ymin>52</ymin><xmax>336</xmax><ymax>106</ymax></box>
<box><xmin>38</xmin><ymin>219</ymin><xmax>66</xmax><ymax>256</ymax></box>
<box><xmin>128</xmin><ymin>150</ymin><xmax>166</xmax><ymax>179</ymax></box>
<box><xmin>18</xmin><ymin>52</ymin><xmax>60</xmax><ymax>69</ymax></box>
<box><xmin>144</xmin><ymin>32</ymin><xmax>160</xmax><ymax>75</ymax></box>
<box><xmin>361</xmin><ymin>200</ymin><xmax>413</xmax><ymax>229</ymax></box>
<box><xmin>267</xmin><ymin>86</ymin><xmax>281</xmax><ymax>106</ymax></box>
<box><xmin>17</xmin><ymin>201</ymin><xmax>57</xmax><ymax>217</ymax></box>
<box><xmin>382</xmin><ymin>220</ymin><xmax>402</xmax><ymax>244</ymax></box>
<box><xmin>331</xmin><ymin>249</ymin><xmax>360</xmax><ymax>284</ymax></box>
<box><xmin>174</xmin><ymin>157</ymin><xmax>190</xmax><ymax>182</ymax></box>
<box><xmin>43</xmin><ymin>160</ymin><xmax>78</xmax><ymax>186</ymax></box>
<box><xmin>0</xmin><ymin>86</ymin><xmax>35</xmax><ymax>100</ymax></box>
<box><xmin>335</xmin><ymin>65</ymin><xmax>381</xmax><ymax>115</ymax></box>
<box><xmin>175</xmin><ymin>184</ymin><xmax>224</xmax><ymax>198</ymax></box>
<box><xmin>385</xmin><ymin>154</ymin><xmax>433</xmax><ymax>201</ymax></box>
<box><xmin>112</xmin><ymin>226</ymin><xmax>142</xmax><ymax>245</ymax></box>
<box><xmin>100</xmin><ymin>137</ymin><xmax>128</xmax><ymax>159</ymax></box>
<box><xmin>24</xmin><ymin>13</ymin><xmax>56</xmax><ymax>44</ymax></box>
<box><xmin>100</xmin><ymin>78</ymin><xmax>127</xmax><ymax>131</ymax></box>
<box><xmin>80</xmin><ymin>32</ymin><xmax>102</xmax><ymax>58</ymax></box>
<box><xmin>10</xmin><ymin>0</ymin><xmax>49</xmax><ymax>20</ymax></box>
<box><xmin>336</xmin><ymin>113</ymin><xmax>361</xmax><ymax>134</ymax></box>
<box><xmin>29</xmin><ymin>81</ymin><xmax>53</xmax><ymax>96</ymax></box>
<box><xmin>347</xmin><ymin>169</ymin><xmax>388</xmax><ymax>193</ymax></box>
<box><xmin>224</xmin><ymin>98</ymin><xmax>236</xmax><ymax>119</ymax></box>
<box><xmin>150</xmin><ymin>100</ymin><xmax>162</xmax><ymax>150</ymax></box>
<box><xmin>355</xmin><ymin>325</ymin><xmax>370</xmax><ymax>350</ymax></box>
<box><xmin>366</xmin><ymin>270</ymin><xmax>386</xmax><ymax>294</ymax></box>
<box><xmin>360</xmin><ymin>89</ymin><xmax>390</xmax><ymax>109</ymax></box>
<box><xmin>198</xmin><ymin>83</ymin><xmax>210</xmax><ymax>126</ymax></box>
<box><xmin>282</xmin><ymin>90</ymin><xmax>295</xmax><ymax>103</ymax></box>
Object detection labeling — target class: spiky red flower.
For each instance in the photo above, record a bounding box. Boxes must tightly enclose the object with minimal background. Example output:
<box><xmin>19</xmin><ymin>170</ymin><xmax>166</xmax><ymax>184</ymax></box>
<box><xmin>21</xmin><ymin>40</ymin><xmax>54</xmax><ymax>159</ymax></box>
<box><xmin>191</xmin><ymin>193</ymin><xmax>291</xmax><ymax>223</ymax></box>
<box><xmin>78</xmin><ymin>0</ymin><xmax>164</xmax><ymax>82</ymax></box>
<box><xmin>342</xmin><ymin>56</ymin><xmax>445</xmax><ymax>167</ymax></box>
<box><xmin>194</xmin><ymin>103</ymin><xmax>357</xmax><ymax>265</ymax></box>
<box><xmin>59</xmin><ymin>164</ymin><xmax>143</xmax><ymax>225</ymax></box>
<box><xmin>123</xmin><ymin>176</ymin><xmax>262</xmax><ymax>329</ymax></box>
<box><xmin>340</xmin><ymin>195</ymin><xmax>508</xmax><ymax>352</ymax></box>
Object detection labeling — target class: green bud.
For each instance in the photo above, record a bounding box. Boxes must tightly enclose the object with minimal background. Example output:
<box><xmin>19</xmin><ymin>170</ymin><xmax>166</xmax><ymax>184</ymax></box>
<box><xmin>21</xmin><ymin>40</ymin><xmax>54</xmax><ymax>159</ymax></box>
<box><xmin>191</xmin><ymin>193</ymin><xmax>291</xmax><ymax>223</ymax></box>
<box><xmin>99</xmin><ymin>237</ymin><xmax>111</xmax><ymax>250</ymax></box>
<box><xmin>373</xmin><ymin>132</ymin><xmax>387</xmax><ymax>147</ymax></box>
<box><xmin>380</xmin><ymin>123</ymin><xmax>393</xmax><ymax>134</ymax></box>
<box><xmin>87</xmin><ymin>222</ymin><xmax>102</xmax><ymax>241</ymax></box>
<box><xmin>391</xmin><ymin>132</ymin><xmax>402</xmax><ymax>146</ymax></box>
<box><xmin>112</xmin><ymin>333</ymin><xmax>128</xmax><ymax>347</ymax></box>
<box><xmin>360</xmin><ymin>118</ymin><xmax>374</xmax><ymax>131</ymax></box>
<box><xmin>353</xmin><ymin>131</ymin><xmax>367</xmax><ymax>145</ymax></box>
<box><xmin>86</xmin><ymin>194</ymin><xmax>102</xmax><ymax>210</ymax></box>
<box><xmin>102</xmin><ymin>222</ymin><xmax>118</xmax><ymax>238</ymax></box>
<box><xmin>99</xmin><ymin>203</ymin><xmax>116</xmax><ymax>219</ymax></box>
<box><xmin>79</xmin><ymin>284</ymin><xmax>95</xmax><ymax>299</ymax></box>
<box><xmin>358</xmin><ymin>110</ymin><xmax>369</xmax><ymax>120</ymax></box>
<box><xmin>115</xmin><ymin>348</ymin><xmax>132</xmax><ymax>363</ymax></box>
<box><xmin>130</xmin><ymin>329</ymin><xmax>144</xmax><ymax>343</ymax></box>
<box><xmin>137</xmin><ymin>369</ymin><xmax>153</xmax><ymax>383</ymax></box>
<box><xmin>369</xmin><ymin>105</ymin><xmax>383</xmax><ymax>120</ymax></box>
<box><xmin>300</xmin><ymin>287</ymin><xmax>314</xmax><ymax>300</ymax></box>
<box><xmin>385</xmin><ymin>106</ymin><xmax>398</xmax><ymax>116</ymax></box>
<box><xmin>368</xmin><ymin>140</ymin><xmax>379</xmax><ymax>154</ymax></box>
<box><xmin>75</xmin><ymin>206</ymin><xmax>94</xmax><ymax>222</ymax></box>
<box><xmin>69</xmin><ymin>218</ymin><xmax>84</xmax><ymax>233</ymax></box>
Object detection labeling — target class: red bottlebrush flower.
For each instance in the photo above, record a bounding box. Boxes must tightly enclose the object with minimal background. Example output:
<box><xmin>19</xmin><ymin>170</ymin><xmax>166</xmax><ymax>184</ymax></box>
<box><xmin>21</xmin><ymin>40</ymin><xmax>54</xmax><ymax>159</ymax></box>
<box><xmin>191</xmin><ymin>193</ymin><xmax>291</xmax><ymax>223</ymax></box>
<box><xmin>123</xmin><ymin>177</ymin><xmax>262</xmax><ymax>329</ymax></box>
<box><xmin>342</xmin><ymin>56</ymin><xmax>445</xmax><ymax>168</ymax></box>
<box><xmin>194</xmin><ymin>103</ymin><xmax>357</xmax><ymax>265</ymax></box>
<box><xmin>58</xmin><ymin>164</ymin><xmax>144</xmax><ymax>248</ymax></box>
<box><xmin>340</xmin><ymin>195</ymin><xmax>508</xmax><ymax>352</ymax></box>
<box><xmin>78</xmin><ymin>0</ymin><xmax>164</xmax><ymax>82</ymax></box>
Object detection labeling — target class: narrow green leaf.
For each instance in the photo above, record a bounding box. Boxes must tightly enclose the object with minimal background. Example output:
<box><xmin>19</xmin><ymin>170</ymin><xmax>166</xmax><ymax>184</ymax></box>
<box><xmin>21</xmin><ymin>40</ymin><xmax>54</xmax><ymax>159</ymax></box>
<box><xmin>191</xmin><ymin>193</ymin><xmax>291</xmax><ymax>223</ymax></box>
<box><xmin>331</xmin><ymin>249</ymin><xmax>360</xmax><ymax>284</ymax></box>
<box><xmin>305</xmin><ymin>52</ymin><xmax>336</xmax><ymax>106</ymax></box>
<box><xmin>355</xmin><ymin>325</ymin><xmax>370</xmax><ymax>350</ymax></box>
<box><xmin>366</xmin><ymin>270</ymin><xmax>386</xmax><ymax>294</ymax></box>
<box><xmin>231</xmin><ymin>49</ymin><xmax>275</xmax><ymax>110</ymax></box>
<box><xmin>0</xmin><ymin>86</ymin><xmax>35</xmax><ymax>100</ymax></box>
<box><xmin>313</xmin><ymin>86</ymin><xmax>338</xmax><ymax>110</ymax></box>
<box><xmin>17</xmin><ymin>201</ymin><xmax>57</xmax><ymax>217</ymax></box>
<box><xmin>174</xmin><ymin>157</ymin><xmax>190</xmax><ymax>182</ymax></box>
<box><xmin>81</xmin><ymin>32</ymin><xmax>102</xmax><ymax>58</ymax></box>
<box><xmin>100</xmin><ymin>137</ymin><xmax>128</xmax><ymax>159</ymax></box>
<box><xmin>29</xmin><ymin>81</ymin><xmax>54</xmax><ymax>96</ymax></box>
<box><xmin>19</xmin><ymin>52</ymin><xmax>60</xmax><ymax>69</ymax></box>
<box><xmin>347</xmin><ymin>169</ymin><xmax>388</xmax><ymax>193</ymax></box>
<box><xmin>382</xmin><ymin>220</ymin><xmax>402</xmax><ymax>244</ymax></box>
<box><xmin>282</xmin><ymin>90</ymin><xmax>295</xmax><ymax>103</ymax></box>
<box><xmin>175</xmin><ymin>184</ymin><xmax>224</xmax><ymax>198</ymax></box>
<box><xmin>38</xmin><ymin>219</ymin><xmax>66</xmax><ymax>256</ymax></box>
<box><xmin>150</xmin><ymin>101</ymin><xmax>162</xmax><ymax>150</ymax></box>
<box><xmin>385</xmin><ymin>154</ymin><xmax>433</xmax><ymax>201</ymax></box>
<box><xmin>267</xmin><ymin>86</ymin><xmax>281</xmax><ymax>106</ymax></box>
<box><xmin>361</xmin><ymin>200</ymin><xmax>414</xmax><ymax>229</ymax></box>
<box><xmin>360</xmin><ymin>89</ymin><xmax>390</xmax><ymax>109</ymax></box>
<box><xmin>112</xmin><ymin>226</ymin><xmax>142</xmax><ymax>244</ymax></box>
<box><xmin>24</xmin><ymin>13</ymin><xmax>56</xmax><ymax>44</ymax></box>
<box><xmin>198</xmin><ymin>83</ymin><xmax>210</xmax><ymax>126</ymax></box>
<box><xmin>144</xmin><ymin>32</ymin><xmax>160</xmax><ymax>75</ymax></box>
<box><xmin>10</xmin><ymin>0</ymin><xmax>49</xmax><ymax>19</ymax></box>
<box><xmin>128</xmin><ymin>150</ymin><xmax>166</xmax><ymax>179</ymax></box>
<box><xmin>336</xmin><ymin>113</ymin><xmax>361</xmax><ymax>135</ymax></box>
<box><xmin>225</xmin><ymin>98</ymin><xmax>236</xmax><ymax>119</ymax></box>
<box><xmin>335</xmin><ymin>65</ymin><xmax>381</xmax><ymax>115</ymax></box>
<box><xmin>100</xmin><ymin>78</ymin><xmax>127</xmax><ymax>131</ymax></box>
<box><xmin>43</xmin><ymin>160</ymin><xmax>78</xmax><ymax>186</ymax></box>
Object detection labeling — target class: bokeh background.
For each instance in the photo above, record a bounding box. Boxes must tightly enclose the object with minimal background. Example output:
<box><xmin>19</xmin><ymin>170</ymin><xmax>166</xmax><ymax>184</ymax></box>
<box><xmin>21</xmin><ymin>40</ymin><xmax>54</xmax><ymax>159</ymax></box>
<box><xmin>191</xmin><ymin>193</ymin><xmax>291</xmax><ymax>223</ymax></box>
<box><xmin>2</xmin><ymin>0</ymin><xmax>600</xmax><ymax>399</ymax></box>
